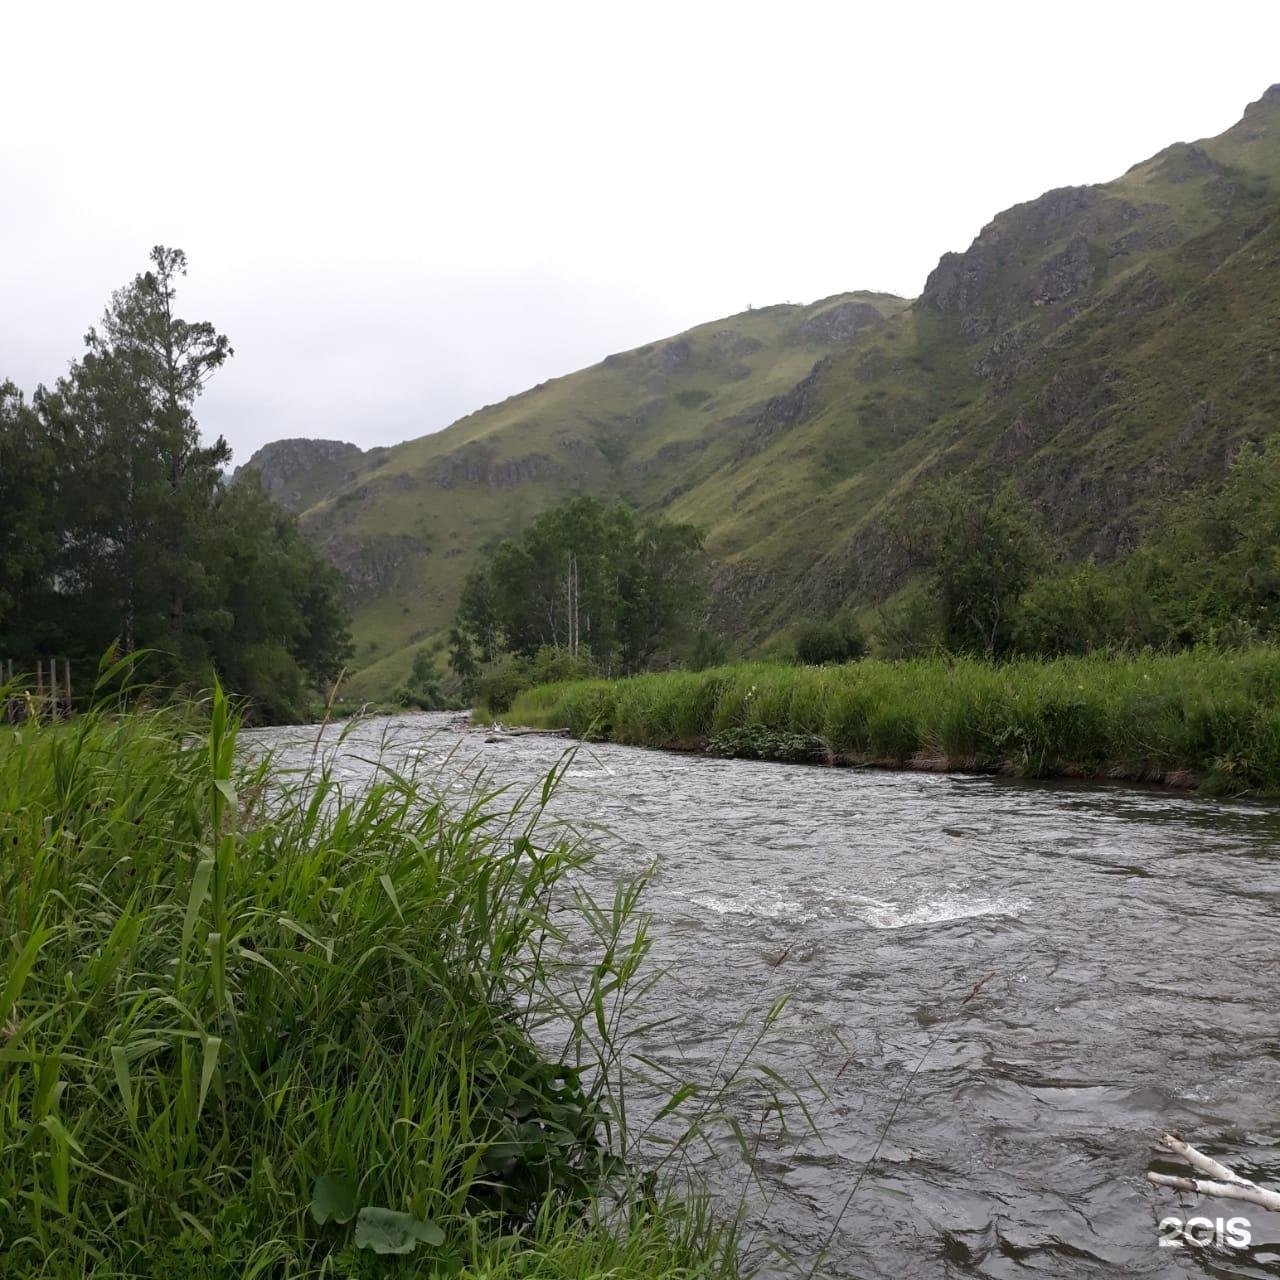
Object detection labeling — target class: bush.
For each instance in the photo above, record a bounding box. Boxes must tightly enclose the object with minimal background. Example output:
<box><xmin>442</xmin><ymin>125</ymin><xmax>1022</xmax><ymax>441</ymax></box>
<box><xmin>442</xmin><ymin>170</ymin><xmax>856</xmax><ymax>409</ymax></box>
<box><xmin>792</xmin><ymin>612</ymin><xmax>867</xmax><ymax>665</ymax></box>
<box><xmin>476</xmin><ymin>647</ymin><xmax>600</xmax><ymax>716</ymax></box>
<box><xmin>394</xmin><ymin>645</ymin><xmax>449</xmax><ymax>709</ymax></box>
<box><xmin>690</xmin><ymin>629</ymin><xmax>728</xmax><ymax>670</ymax></box>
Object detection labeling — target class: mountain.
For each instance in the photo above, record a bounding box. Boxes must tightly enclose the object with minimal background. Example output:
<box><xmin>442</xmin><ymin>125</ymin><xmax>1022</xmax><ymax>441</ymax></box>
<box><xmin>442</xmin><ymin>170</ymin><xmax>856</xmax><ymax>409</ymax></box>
<box><xmin>233</xmin><ymin>438</ymin><xmax>369</xmax><ymax>513</ymax></box>
<box><xmin>271</xmin><ymin>86</ymin><xmax>1280</xmax><ymax>697</ymax></box>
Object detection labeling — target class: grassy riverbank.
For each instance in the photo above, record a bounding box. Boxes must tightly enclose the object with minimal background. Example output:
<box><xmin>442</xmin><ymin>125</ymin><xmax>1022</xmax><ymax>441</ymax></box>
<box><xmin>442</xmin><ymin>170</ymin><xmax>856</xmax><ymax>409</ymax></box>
<box><xmin>503</xmin><ymin>649</ymin><xmax>1280</xmax><ymax>794</ymax></box>
<box><xmin>0</xmin><ymin>692</ymin><xmax>738</xmax><ymax>1277</ymax></box>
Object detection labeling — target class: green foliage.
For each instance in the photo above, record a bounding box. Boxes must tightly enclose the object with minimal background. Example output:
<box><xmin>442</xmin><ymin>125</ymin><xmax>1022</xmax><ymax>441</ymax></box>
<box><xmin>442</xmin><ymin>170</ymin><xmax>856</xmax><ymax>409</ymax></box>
<box><xmin>455</xmin><ymin>497</ymin><xmax>706</xmax><ymax>701</ymax></box>
<box><xmin>0</xmin><ymin>248</ymin><xmax>351</xmax><ymax>720</ymax></box>
<box><xmin>905</xmin><ymin>480</ymin><xmax>1045</xmax><ymax>658</ymax></box>
<box><xmin>792</xmin><ymin>611</ymin><xmax>867</xmax><ymax>665</ymax></box>
<box><xmin>0</xmin><ymin>690</ymin><xmax>741</xmax><ymax>1276</ymax></box>
<box><xmin>504</xmin><ymin>649</ymin><xmax>1280</xmax><ymax>794</ymax></box>
<box><xmin>674</xmin><ymin>388</ymin><xmax>711</xmax><ymax>409</ymax></box>
<box><xmin>706</xmin><ymin>723</ymin><xmax>830</xmax><ymax>762</ymax></box>
<box><xmin>873</xmin><ymin>589</ymin><xmax>943</xmax><ymax>659</ymax></box>
<box><xmin>1006</xmin><ymin>441</ymin><xmax>1280</xmax><ymax>657</ymax></box>
<box><xmin>476</xmin><ymin>646</ymin><xmax>601</xmax><ymax>716</ymax></box>
<box><xmin>689</xmin><ymin>629</ymin><xmax>728</xmax><ymax>670</ymax></box>
<box><xmin>394</xmin><ymin>646</ymin><xmax>448</xmax><ymax>709</ymax></box>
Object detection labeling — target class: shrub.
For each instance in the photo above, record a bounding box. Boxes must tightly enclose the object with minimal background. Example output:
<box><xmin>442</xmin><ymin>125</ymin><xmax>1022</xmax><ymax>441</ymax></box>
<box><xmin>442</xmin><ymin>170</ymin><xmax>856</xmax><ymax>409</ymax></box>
<box><xmin>792</xmin><ymin>613</ymin><xmax>867</xmax><ymax>665</ymax></box>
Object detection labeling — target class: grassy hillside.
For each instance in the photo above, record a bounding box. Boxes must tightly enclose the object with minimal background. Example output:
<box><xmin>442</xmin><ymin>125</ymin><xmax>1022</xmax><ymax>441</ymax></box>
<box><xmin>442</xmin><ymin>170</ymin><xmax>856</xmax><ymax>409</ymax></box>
<box><xmin>296</xmin><ymin>293</ymin><xmax>910</xmax><ymax>694</ymax></box>
<box><xmin>288</xmin><ymin>86</ymin><xmax>1280</xmax><ymax>699</ymax></box>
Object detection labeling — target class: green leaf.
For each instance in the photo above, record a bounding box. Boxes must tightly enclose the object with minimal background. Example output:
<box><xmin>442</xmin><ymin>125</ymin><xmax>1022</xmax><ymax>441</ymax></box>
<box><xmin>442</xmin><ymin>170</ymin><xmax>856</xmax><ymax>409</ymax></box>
<box><xmin>378</xmin><ymin>873</ymin><xmax>403</xmax><ymax>921</ymax></box>
<box><xmin>354</xmin><ymin>1206</ymin><xmax>444</xmax><ymax>1254</ymax></box>
<box><xmin>110</xmin><ymin>1045</ymin><xmax>134</xmax><ymax>1119</ymax></box>
<box><xmin>181</xmin><ymin>859</ymin><xmax>215</xmax><ymax>959</ymax></box>
<box><xmin>311</xmin><ymin>1172</ymin><xmax>357</xmax><ymax>1225</ymax></box>
<box><xmin>196</xmin><ymin>1035</ymin><xmax>221</xmax><ymax>1119</ymax></box>
<box><xmin>213</xmin><ymin>778</ymin><xmax>237</xmax><ymax>808</ymax></box>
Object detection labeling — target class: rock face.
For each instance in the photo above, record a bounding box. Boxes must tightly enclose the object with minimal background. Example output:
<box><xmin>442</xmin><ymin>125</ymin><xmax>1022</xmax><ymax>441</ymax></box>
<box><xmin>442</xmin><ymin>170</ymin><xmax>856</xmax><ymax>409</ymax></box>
<box><xmin>320</xmin><ymin>531</ymin><xmax>423</xmax><ymax>599</ymax></box>
<box><xmin>799</xmin><ymin>300</ymin><xmax>883</xmax><ymax>343</ymax></box>
<box><xmin>233</xmin><ymin>438</ymin><xmax>365</xmax><ymax>511</ymax></box>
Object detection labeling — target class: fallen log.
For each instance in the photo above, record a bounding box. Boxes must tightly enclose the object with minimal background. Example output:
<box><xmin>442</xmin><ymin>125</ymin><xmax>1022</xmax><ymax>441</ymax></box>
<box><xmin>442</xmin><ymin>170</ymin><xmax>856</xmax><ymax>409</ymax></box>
<box><xmin>487</xmin><ymin>724</ymin><xmax>572</xmax><ymax>738</ymax></box>
<box><xmin>1148</xmin><ymin>1173</ymin><xmax>1280</xmax><ymax>1212</ymax></box>
<box><xmin>1148</xmin><ymin>1134</ymin><xmax>1280</xmax><ymax>1212</ymax></box>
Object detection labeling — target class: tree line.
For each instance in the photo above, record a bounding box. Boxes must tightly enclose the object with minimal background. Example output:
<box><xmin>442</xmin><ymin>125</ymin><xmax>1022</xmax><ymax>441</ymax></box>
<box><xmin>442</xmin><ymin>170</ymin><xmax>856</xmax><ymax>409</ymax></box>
<box><xmin>448</xmin><ymin>496</ymin><xmax>706</xmax><ymax>707</ymax></box>
<box><xmin>809</xmin><ymin>444</ymin><xmax>1280</xmax><ymax>664</ymax></box>
<box><xmin>0</xmin><ymin>247</ymin><xmax>351</xmax><ymax>720</ymax></box>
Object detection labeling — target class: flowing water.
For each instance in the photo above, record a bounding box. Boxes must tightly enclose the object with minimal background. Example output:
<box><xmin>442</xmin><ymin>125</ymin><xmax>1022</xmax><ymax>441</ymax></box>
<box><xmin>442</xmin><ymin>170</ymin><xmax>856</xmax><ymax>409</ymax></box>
<box><xmin>247</xmin><ymin>712</ymin><xmax>1280</xmax><ymax>1279</ymax></box>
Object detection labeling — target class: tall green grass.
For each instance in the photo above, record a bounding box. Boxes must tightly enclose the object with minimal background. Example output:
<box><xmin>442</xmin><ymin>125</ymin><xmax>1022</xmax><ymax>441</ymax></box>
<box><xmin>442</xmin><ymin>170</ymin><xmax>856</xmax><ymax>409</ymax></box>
<box><xmin>0</xmin><ymin>687</ymin><xmax>741</xmax><ymax>1277</ymax></box>
<box><xmin>504</xmin><ymin>649</ymin><xmax>1280</xmax><ymax>793</ymax></box>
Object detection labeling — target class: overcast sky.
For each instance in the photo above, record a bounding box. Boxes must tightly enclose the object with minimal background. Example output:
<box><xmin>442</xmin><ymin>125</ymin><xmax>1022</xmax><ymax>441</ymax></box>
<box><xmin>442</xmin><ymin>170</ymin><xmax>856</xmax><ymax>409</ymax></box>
<box><xmin>3</xmin><ymin>1</ymin><xmax>1278</xmax><ymax>464</ymax></box>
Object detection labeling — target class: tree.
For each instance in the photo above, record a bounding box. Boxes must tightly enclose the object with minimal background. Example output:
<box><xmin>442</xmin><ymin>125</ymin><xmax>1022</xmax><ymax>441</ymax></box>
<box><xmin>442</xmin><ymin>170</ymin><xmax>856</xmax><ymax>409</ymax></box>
<box><xmin>85</xmin><ymin>246</ymin><xmax>232</xmax><ymax>651</ymax></box>
<box><xmin>452</xmin><ymin>497</ymin><xmax>706</xmax><ymax>695</ymax></box>
<box><xmin>448</xmin><ymin>626</ymin><xmax>480</xmax><ymax>700</ymax></box>
<box><xmin>0</xmin><ymin>383</ymin><xmax>62</xmax><ymax>650</ymax></box>
<box><xmin>0</xmin><ymin>247</ymin><xmax>351</xmax><ymax>721</ymax></box>
<box><xmin>619</xmin><ymin>516</ymin><xmax>705</xmax><ymax>670</ymax></box>
<box><xmin>911</xmin><ymin>480</ymin><xmax>1045</xmax><ymax>658</ymax></box>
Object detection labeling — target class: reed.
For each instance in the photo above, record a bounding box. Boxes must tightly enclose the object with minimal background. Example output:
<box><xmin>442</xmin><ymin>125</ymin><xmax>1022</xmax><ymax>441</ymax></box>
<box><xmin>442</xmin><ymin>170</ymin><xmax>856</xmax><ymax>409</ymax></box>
<box><xmin>0</xmin><ymin>685</ymin><xmax>741</xmax><ymax>1277</ymax></box>
<box><xmin>504</xmin><ymin>648</ymin><xmax>1280</xmax><ymax>793</ymax></box>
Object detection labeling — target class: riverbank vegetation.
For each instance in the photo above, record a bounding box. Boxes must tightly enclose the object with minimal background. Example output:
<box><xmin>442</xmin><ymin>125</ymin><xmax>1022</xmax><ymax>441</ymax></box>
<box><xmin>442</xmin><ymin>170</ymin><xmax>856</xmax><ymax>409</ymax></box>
<box><xmin>0</xmin><ymin>247</ymin><xmax>351</xmax><ymax>722</ymax></box>
<box><xmin>866</xmin><ymin>440</ymin><xmax>1280</xmax><ymax>662</ymax></box>
<box><xmin>0</xmin><ymin>686</ymin><xmax>742</xmax><ymax>1276</ymax></box>
<box><xmin>448</xmin><ymin>496</ymin><xmax>706</xmax><ymax>711</ymax></box>
<box><xmin>504</xmin><ymin>648</ymin><xmax>1280</xmax><ymax>793</ymax></box>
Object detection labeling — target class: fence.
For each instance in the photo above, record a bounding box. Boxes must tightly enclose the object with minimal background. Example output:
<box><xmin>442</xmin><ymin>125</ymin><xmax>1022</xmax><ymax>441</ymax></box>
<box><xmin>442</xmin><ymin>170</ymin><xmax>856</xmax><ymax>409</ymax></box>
<box><xmin>2</xmin><ymin>657</ymin><xmax>74</xmax><ymax>723</ymax></box>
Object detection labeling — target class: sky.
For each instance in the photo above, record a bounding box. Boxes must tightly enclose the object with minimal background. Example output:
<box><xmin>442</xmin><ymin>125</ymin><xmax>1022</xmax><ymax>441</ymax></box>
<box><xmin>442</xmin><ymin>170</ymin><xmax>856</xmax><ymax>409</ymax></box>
<box><xmin>3</xmin><ymin>1</ymin><xmax>1279</xmax><ymax>464</ymax></box>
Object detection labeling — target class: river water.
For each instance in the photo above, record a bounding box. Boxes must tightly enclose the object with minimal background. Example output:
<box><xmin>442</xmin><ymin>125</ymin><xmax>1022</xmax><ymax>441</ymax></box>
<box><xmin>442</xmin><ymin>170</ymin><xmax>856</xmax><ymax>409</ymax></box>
<box><xmin>246</xmin><ymin>712</ymin><xmax>1280</xmax><ymax>1279</ymax></box>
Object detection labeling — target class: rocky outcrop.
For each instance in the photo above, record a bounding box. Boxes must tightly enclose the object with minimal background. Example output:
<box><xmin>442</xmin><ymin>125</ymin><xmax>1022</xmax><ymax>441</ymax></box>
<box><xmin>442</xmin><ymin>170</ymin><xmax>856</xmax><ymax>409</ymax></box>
<box><xmin>733</xmin><ymin>358</ymin><xmax>832</xmax><ymax>461</ymax></box>
<box><xmin>799</xmin><ymin>299</ymin><xmax>883</xmax><ymax>343</ymax></box>
<box><xmin>429</xmin><ymin>448</ymin><xmax>564</xmax><ymax>490</ymax></box>
<box><xmin>233</xmin><ymin>438</ymin><xmax>364</xmax><ymax>511</ymax></box>
<box><xmin>322</xmin><ymin>531</ymin><xmax>424</xmax><ymax>598</ymax></box>
<box><xmin>921</xmin><ymin>186</ymin><xmax>1152</xmax><ymax>335</ymax></box>
<box><xmin>1029</xmin><ymin>235</ymin><xmax>1096</xmax><ymax>305</ymax></box>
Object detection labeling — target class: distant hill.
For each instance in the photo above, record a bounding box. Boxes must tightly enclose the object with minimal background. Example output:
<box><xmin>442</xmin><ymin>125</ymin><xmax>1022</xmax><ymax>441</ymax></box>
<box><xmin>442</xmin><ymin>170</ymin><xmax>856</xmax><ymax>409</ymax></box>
<box><xmin>259</xmin><ymin>86</ymin><xmax>1280</xmax><ymax>697</ymax></box>
<box><xmin>233</xmin><ymin>438</ymin><xmax>369</xmax><ymax>513</ymax></box>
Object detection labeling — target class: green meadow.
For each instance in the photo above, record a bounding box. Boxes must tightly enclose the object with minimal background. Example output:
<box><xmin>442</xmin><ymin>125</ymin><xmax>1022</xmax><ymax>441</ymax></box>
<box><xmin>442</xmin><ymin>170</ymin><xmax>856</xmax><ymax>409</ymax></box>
<box><xmin>503</xmin><ymin>650</ymin><xmax>1280</xmax><ymax>794</ymax></box>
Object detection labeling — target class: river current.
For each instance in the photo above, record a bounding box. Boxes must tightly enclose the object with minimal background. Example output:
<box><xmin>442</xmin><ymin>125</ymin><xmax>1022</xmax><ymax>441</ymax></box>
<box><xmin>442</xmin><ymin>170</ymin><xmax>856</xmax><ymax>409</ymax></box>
<box><xmin>246</xmin><ymin>712</ymin><xmax>1280</xmax><ymax>1279</ymax></box>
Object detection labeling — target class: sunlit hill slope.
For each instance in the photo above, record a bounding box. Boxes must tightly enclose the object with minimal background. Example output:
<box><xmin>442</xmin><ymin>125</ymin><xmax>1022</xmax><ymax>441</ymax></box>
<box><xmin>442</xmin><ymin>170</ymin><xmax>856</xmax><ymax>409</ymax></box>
<box><xmin>238</xmin><ymin>86</ymin><xmax>1280</xmax><ymax>697</ymax></box>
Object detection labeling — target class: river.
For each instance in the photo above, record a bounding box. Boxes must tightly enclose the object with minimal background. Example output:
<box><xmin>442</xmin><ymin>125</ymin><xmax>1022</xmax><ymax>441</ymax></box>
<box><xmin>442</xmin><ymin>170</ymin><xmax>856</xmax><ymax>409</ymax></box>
<box><xmin>246</xmin><ymin>711</ymin><xmax>1280</xmax><ymax>1278</ymax></box>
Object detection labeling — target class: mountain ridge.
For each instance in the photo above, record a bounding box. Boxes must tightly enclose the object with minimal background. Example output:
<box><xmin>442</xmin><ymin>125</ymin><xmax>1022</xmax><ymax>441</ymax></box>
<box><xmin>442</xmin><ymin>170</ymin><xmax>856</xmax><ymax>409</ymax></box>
<box><xmin>261</xmin><ymin>86</ymin><xmax>1280</xmax><ymax>696</ymax></box>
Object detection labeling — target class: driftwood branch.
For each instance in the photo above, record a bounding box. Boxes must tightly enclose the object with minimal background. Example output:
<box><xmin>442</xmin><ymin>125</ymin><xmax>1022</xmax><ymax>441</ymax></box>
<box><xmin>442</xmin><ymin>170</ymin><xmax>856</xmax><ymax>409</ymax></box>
<box><xmin>485</xmin><ymin>723</ymin><xmax>572</xmax><ymax>741</ymax></box>
<box><xmin>1148</xmin><ymin>1133</ymin><xmax>1280</xmax><ymax>1212</ymax></box>
<box><xmin>1148</xmin><ymin>1173</ymin><xmax>1280</xmax><ymax>1211</ymax></box>
<box><xmin>1159</xmin><ymin>1134</ymin><xmax>1251</xmax><ymax>1186</ymax></box>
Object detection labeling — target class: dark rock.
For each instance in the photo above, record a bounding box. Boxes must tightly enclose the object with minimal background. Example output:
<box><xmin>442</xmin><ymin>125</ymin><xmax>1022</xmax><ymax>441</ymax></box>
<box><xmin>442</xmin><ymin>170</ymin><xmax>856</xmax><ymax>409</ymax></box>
<box><xmin>732</xmin><ymin>358</ymin><xmax>832</xmax><ymax>462</ymax></box>
<box><xmin>232</xmin><ymin>437</ymin><xmax>364</xmax><ymax>511</ymax></box>
<box><xmin>323</xmin><ymin>532</ymin><xmax>424</xmax><ymax>598</ymax></box>
<box><xmin>1030</xmin><ymin>235</ymin><xmax>1096</xmax><ymax>305</ymax></box>
<box><xmin>799</xmin><ymin>300</ymin><xmax>883</xmax><ymax>343</ymax></box>
<box><xmin>649</xmin><ymin>337</ymin><xmax>692</xmax><ymax>376</ymax></box>
<box><xmin>430</xmin><ymin>448</ymin><xmax>563</xmax><ymax>490</ymax></box>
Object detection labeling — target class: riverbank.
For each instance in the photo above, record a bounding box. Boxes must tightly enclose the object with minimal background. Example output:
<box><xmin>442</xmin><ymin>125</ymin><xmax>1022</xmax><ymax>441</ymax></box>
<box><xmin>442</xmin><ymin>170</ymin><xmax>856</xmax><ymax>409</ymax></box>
<box><xmin>0</xmin><ymin>694</ymin><xmax>738</xmax><ymax>1277</ymax></box>
<box><xmin>503</xmin><ymin>649</ymin><xmax>1280</xmax><ymax>794</ymax></box>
